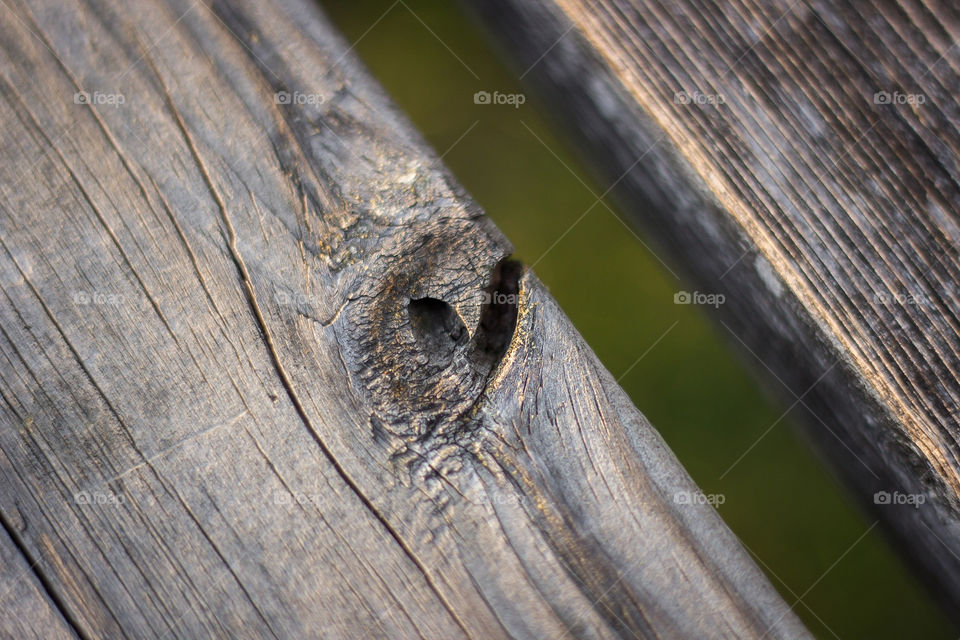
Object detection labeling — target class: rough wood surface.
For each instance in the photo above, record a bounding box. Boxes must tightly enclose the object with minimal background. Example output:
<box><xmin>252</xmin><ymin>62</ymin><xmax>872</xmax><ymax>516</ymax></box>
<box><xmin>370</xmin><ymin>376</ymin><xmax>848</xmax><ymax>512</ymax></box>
<box><xmin>466</xmin><ymin>0</ymin><xmax>960</xmax><ymax>618</ymax></box>
<box><xmin>0</xmin><ymin>519</ymin><xmax>77</xmax><ymax>639</ymax></box>
<box><xmin>0</xmin><ymin>0</ymin><xmax>807</xmax><ymax>637</ymax></box>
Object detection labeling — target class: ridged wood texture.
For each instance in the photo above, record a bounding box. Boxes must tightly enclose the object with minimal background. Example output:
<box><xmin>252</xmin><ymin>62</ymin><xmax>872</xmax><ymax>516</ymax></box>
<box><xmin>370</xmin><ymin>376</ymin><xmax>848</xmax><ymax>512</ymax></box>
<box><xmin>0</xmin><ymin>0</ymin><xmax>807</xmax><ymax>637</ymax></box>
<box><xmin>467</xmin><ymin>0</ymin><xmax>960</xmax><ymax>619</ymax></box>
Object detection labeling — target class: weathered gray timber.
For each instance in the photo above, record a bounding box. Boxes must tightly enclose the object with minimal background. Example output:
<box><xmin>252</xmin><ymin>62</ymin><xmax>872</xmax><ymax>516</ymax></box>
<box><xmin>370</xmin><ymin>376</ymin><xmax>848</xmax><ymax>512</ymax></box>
<box><xmin>0</xmin><ymin>0</ymin><xmax>807</xmax><ymax>637</ymax></box>
<box><xmin>465</xmin><ymin>0</ymin><xmax>960</xmax><ymax>619</ymax></box>
<box><xmin>0</xmin><ymin>521</ymin><xmax>76</xmax><ymax>639</ymax></box>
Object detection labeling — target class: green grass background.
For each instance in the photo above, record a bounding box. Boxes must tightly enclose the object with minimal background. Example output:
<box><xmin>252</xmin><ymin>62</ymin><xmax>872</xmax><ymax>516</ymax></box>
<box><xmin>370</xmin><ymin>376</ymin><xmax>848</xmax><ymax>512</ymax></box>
<box><xmin>321</xmin><ymin>1</ymin><xmax>954</xmax><ymax>637</ymax></box>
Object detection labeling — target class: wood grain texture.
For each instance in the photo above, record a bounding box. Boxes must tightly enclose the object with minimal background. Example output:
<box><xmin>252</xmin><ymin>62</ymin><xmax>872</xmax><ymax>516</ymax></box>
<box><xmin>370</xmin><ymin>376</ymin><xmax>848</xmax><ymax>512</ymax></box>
<box><xmin>0</xmin><ymin>0</ymin><xmax>807</xmax><ymax>637</ymax></box>
<box><xmin>0</xmin><ymin>515</ymin><xmax>77</xmax><ymax>639</ymax></box>
<box><xmin>465</xmin><ymin>0</ymin><xmax>960</xmax><ymax>619</ymax></box>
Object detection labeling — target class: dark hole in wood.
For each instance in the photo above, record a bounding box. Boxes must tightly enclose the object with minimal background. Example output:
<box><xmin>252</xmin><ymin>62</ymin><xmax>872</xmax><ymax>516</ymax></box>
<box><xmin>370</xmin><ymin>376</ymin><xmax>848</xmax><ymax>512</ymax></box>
<box><xmin>406</xmin><ymin>259</ymin><xmax>522</xmax><ymax>378</ymax></box>
<box><xmin>408</xmin><ymin>297</ymin><xmax>468</xmax><ymax>363</ymax></box>
<box><xmin>473</xmin><ymin>258</ymin><xmax>522</xmax><ymax>364</ymax></box>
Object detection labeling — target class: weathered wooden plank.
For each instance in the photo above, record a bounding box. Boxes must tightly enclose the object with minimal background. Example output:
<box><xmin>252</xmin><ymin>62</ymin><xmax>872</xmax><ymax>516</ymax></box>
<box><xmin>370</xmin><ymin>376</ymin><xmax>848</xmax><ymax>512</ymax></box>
<box><xmin>465</xmin><ymin>0</ymin><xmax>960</xmax><ymax>619</ymax></box>
<box><xmin>0</xmin><ymin>0</ymin><xmax>807</xmax><ymax>637</ymax></box>
<box><xmin>0</xmin><ymin>512</ymin><xmax>78</xmax><ymax>639</ymax></box>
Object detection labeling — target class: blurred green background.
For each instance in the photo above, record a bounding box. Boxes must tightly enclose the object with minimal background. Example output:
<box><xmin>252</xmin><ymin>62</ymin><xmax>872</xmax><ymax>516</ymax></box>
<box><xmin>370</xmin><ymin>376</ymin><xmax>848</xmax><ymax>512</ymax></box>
<box><xmin>321</xmin><ymin>1</ymin><xmax>953</xmax><ymax>637</ymax></box>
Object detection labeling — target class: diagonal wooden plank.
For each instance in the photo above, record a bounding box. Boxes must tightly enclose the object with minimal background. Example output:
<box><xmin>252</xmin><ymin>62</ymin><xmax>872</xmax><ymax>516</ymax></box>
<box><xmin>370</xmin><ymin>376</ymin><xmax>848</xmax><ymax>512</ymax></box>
<box><xmin>0</xmin><ymin>0</ymin><xmax>807</xmax><ymax>637</ymax></box>
<box><xmin>0</xmin><ymin>508</ymin><xmax>78</xmax><ymax>640</ymax></box>
<box><xmin>465</xmin><ymin>0</ymin><xmax>960</xmax><ymax>620</ymax></box>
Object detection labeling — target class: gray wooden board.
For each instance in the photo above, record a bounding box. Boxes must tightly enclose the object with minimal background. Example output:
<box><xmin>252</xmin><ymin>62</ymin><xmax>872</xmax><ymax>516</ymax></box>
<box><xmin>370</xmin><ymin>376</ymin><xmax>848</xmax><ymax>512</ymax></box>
<box><xmin>0</xmin><ymin>0</ymin><xmax>807</xmax><ymax>637</ymax></box>
<box><xmin>465</xmin><ymin>0</ymin><xmax>960</xmax><ymax>620</ymax></box>
<box><xmin>0</xmin><ymin>511</ymin><xmax>77</xmax><ymax>639</ymax></box>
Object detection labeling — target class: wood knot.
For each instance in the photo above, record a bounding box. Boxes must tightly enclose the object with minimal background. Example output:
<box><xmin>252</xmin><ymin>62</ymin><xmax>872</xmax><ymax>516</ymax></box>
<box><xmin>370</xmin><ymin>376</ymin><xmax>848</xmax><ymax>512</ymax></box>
<box><xmin>336</xmin><ymin>245</ymin><xmax>522</xmax><ymax>447</ymax></box>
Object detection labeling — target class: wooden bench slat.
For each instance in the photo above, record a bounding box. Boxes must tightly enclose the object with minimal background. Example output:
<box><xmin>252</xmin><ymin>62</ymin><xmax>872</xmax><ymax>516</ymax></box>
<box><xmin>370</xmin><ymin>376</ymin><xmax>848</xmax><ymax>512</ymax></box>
<box><xmin>0</xmin><ymin>0</ymin><xmax>807</xmax><ymax>636</ymax></box>
<box><xmin>0</xmin><ymin>513</ymin><xmax>78</xmax><ymax>640</ymax></box>
<box><xmin>466</xmin><ymin>0</ymin><xmax>960</xmax><ymax>618</ymax></box>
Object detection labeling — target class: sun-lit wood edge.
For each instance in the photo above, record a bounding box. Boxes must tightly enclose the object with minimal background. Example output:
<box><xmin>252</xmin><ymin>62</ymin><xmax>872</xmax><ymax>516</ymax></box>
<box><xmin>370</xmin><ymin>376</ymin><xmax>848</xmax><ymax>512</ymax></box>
<box><xmin>0</xmin><ymin>0</ymin><xmax>807</xmax><ymax>637</ymax></box>
<box><xmin>465</xmin><ymin>0</ymin><xmax>960</xmax><ymax>619</ymax></box>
